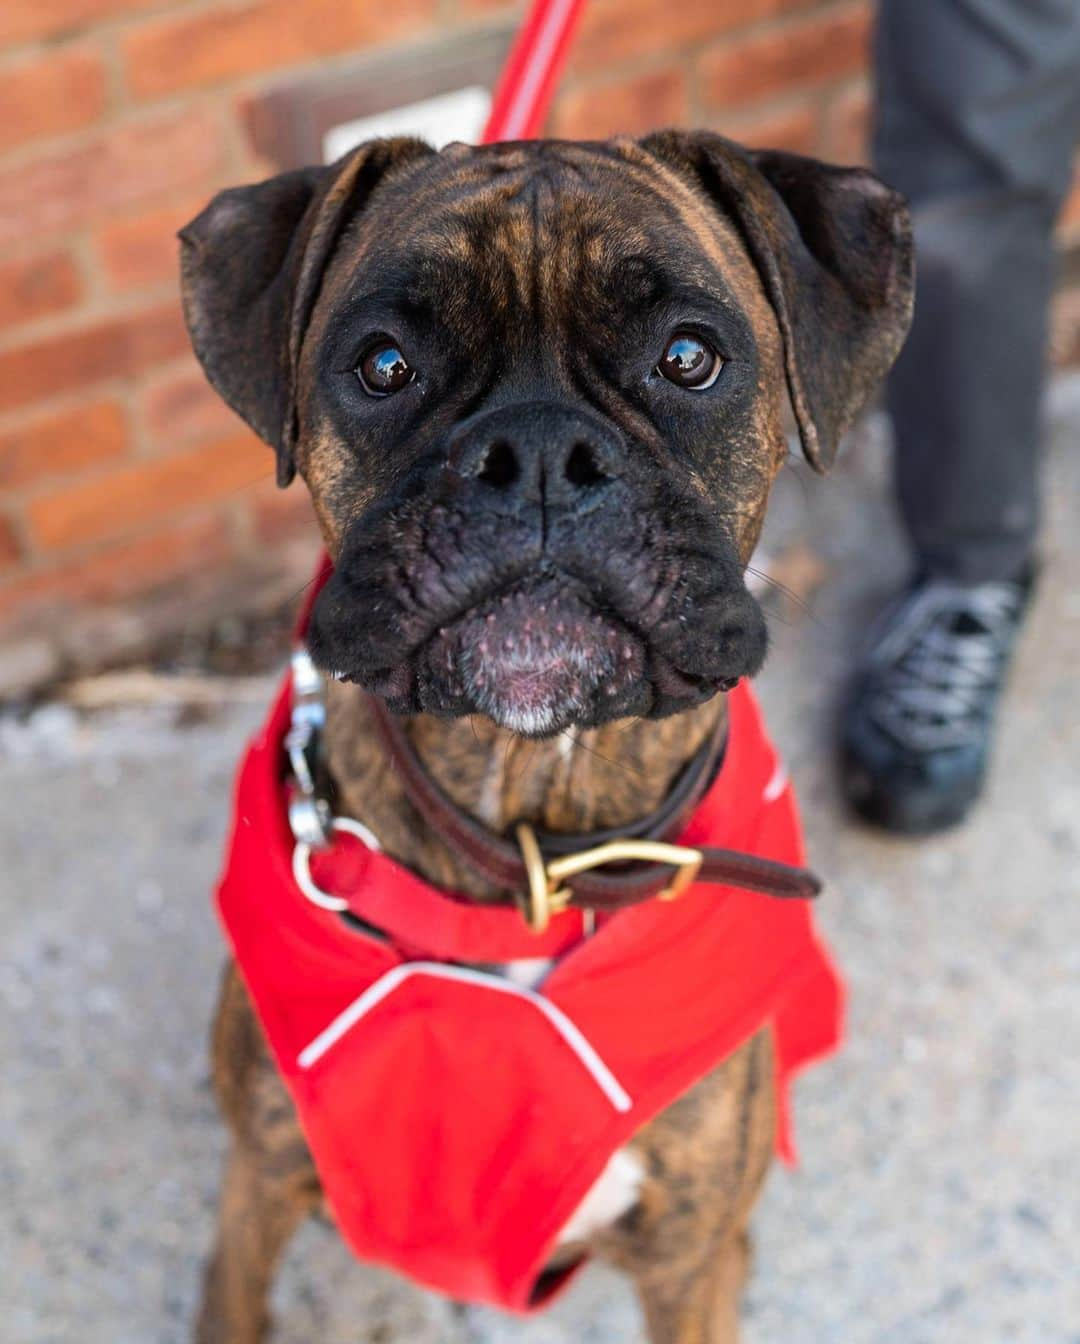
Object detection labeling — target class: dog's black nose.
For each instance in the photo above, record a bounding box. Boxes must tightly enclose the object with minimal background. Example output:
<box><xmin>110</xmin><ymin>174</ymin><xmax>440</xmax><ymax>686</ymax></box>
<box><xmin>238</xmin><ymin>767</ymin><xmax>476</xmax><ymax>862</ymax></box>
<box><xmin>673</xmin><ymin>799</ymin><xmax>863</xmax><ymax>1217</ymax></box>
<box><xmin>448</xmin><ymin>403</ymin><xmax>622</xmax><ymax>512</ymax></box>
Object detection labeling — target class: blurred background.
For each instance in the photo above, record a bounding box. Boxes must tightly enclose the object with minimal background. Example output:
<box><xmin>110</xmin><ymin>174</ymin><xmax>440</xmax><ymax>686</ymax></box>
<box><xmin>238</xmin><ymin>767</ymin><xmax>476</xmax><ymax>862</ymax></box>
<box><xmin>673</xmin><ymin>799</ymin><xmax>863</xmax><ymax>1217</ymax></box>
<box><xmin>2</xmin><ymin>4</ymin><xmax>1080</xmax><ymax>1343</ymax></box>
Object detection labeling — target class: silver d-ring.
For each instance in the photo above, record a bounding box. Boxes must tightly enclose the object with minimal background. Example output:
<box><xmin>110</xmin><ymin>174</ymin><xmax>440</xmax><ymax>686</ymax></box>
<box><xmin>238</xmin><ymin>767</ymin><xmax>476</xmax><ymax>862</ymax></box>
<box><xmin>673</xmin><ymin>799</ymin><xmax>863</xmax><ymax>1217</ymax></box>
<box><xmin>292</xmin><ymin>816</ymin><xmax>382</xmax><ymax>912</ymax></box>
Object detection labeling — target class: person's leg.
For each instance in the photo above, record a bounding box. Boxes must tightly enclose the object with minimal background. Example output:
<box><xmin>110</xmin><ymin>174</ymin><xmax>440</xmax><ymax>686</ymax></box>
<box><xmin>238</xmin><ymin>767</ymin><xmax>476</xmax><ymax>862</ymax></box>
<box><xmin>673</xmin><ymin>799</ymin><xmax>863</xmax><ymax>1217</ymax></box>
<box><xmin>842</xmin><ymin>0</ymin><xmax>1080</xmax><ymax>832</ymax></box>
<box><xmin>875</xmin><ymin>0</ymin><xmax>1080</xmax><ymax>583</ymax></box>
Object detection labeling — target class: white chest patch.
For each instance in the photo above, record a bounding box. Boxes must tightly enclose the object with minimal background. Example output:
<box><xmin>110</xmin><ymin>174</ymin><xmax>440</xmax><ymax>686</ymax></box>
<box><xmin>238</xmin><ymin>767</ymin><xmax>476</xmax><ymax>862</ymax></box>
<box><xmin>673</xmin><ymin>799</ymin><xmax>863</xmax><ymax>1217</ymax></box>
<box><xmin>491</xmin><ymin>958</ymin><xmax>555</xmax><ymax>990</ymax></box>
<box><xmin>556</xmin><ymin>1147</ymin><xmax>645</xmax><ymax>1245</ymax></box>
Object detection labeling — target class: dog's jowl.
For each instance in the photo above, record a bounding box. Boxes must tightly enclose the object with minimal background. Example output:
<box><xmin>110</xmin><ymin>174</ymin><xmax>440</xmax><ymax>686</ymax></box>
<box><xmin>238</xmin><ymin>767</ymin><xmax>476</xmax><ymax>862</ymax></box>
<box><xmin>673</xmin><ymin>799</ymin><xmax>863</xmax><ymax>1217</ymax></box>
<box><xmin>181</xmin><ymin>134</ymin><xmax>912</xmax><ymax>1343</ymax></box>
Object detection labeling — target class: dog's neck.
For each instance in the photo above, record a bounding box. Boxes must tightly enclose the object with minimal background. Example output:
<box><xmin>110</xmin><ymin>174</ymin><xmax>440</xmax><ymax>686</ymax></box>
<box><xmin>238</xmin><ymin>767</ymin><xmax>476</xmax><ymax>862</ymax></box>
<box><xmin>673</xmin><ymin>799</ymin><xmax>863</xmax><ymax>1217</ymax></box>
<box><xmin>324</xmin><ymin>680</ymin><xmax>726</xmax><ymax>901</ymax></box>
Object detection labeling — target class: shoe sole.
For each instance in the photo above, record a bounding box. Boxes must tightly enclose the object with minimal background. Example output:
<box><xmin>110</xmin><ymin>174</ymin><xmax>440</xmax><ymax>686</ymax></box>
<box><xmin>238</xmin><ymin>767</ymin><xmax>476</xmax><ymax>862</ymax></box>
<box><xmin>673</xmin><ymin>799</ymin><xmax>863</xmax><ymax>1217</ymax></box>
<box><xmin>840</xmin><ymin>748</ymin><xmax>982</xmax><ymax>836</ymax></box>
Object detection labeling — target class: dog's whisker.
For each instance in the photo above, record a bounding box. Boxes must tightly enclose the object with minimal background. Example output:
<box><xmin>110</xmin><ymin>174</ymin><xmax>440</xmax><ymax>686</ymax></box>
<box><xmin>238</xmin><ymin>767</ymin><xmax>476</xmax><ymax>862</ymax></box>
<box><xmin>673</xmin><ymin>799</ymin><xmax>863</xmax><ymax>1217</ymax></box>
<box><xmin>511</xmin><ymin>740</ymin><xmax>540</xmax><ymax>787</ymax></box>
<box><xmin>558</xmin><ymin>729</ymin><xmax>646</xmax><ymax>779</ymax></box>
<box><xmin>781</xmin><ymin>454</ymin><xmax>818</xmax><ymax>509</ymax></box>
<box><xmin>745</xmin><ymin>565</ymin><xmax>818</xmax><ymax>622</ymax></box>
<box><xmin>218</xmin><ymin>468</ymin><xmax>279</xmax><ymax>504</ymax></box>
<box><xmin>286</xmin><ymin>571</ymin><xmax>326</xmax><ymax>607</ymax></box>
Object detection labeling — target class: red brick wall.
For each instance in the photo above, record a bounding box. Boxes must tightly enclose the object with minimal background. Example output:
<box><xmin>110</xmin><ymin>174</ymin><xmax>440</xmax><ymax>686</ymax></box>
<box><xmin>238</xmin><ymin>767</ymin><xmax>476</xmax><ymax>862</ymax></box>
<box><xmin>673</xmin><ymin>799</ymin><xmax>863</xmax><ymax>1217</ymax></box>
<box><xmin>1</xmin><ymin>0</ymin><xmax>1078</xmax><ymax>657</ymax></box>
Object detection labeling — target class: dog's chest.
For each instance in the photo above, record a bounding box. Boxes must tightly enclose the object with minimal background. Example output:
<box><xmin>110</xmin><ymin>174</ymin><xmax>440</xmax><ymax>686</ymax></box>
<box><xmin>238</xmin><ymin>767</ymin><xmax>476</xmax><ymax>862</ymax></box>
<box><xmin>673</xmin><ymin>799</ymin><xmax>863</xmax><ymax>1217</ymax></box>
<box><xmin>489</xmin><ymin>957</ymin><xmax>645</xmax><ymax>1245</ymax></box>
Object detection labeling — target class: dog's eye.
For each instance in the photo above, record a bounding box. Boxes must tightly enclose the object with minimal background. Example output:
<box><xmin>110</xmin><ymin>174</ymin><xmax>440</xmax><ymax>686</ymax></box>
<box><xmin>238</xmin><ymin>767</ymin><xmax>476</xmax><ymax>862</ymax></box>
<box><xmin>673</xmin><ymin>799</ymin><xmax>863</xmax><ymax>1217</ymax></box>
<box><xmin>356</xmin><ymin>343</ymin><xmax>414</xmax><ymax>396</ymax></box>
<box><xmin>657</xmin><ymin>333</ymin><xmax>722</xmax><ymax>390</ymax></box>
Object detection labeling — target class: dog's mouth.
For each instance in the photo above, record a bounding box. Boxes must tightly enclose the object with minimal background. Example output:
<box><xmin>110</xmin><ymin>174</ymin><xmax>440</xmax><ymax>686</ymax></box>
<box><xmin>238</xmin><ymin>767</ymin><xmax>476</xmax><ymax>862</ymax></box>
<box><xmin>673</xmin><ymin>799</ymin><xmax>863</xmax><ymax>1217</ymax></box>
<box><xmin>416</xmin><ymin>580</ymin><xmax>646</xmax><ymax>736</ymax></box>
<box><xmin>329</xmin><ymin>569</ymin><xmax>735</xmax><ymax>736</ymax></box>
<box><xmin>310</xmin><ymin>488</ymin><xmax>767</xmax><ymax>734</ymax></box>
<box><xmin>314</xmin><ymin>561</ymin><xmax>764</xmax><ymax>735</ymax></box>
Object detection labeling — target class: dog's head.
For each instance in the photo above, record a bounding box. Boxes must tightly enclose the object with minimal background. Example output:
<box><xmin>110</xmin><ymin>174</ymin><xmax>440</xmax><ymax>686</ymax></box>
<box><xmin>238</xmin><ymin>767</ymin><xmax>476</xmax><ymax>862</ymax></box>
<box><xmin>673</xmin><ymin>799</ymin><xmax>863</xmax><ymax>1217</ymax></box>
<box><xmin>181</xmin><ymin>134</ymin><xmax>912</xmax><ymax>736</ymax></box>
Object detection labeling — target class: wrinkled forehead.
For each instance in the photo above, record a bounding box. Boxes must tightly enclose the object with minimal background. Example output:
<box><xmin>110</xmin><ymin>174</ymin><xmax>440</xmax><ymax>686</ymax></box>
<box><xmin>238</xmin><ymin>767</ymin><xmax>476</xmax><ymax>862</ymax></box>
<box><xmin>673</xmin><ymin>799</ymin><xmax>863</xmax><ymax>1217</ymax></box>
<box><xmin>319</xmin><ymin>140</ymin><xmax>767</xmax><ymax>336</ymax></box>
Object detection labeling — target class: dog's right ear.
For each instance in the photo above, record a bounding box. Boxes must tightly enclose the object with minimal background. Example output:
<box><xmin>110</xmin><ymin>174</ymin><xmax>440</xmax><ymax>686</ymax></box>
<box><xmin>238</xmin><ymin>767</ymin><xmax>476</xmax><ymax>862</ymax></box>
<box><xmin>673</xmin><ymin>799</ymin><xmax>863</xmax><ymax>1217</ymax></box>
<box><xmin>179</xmin><ymin>138</ymin><xmax>435</xmax><ymax>486</ymax></box>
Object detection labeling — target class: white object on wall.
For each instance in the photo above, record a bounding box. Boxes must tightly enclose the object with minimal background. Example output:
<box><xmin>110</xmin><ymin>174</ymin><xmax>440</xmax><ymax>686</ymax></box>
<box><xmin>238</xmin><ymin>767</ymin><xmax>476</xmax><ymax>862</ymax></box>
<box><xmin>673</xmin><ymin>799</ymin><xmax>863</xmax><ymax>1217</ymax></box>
<box><xmin>323</xmin><ymin>85</ymin><xmax>492</xmax><ymax>162</ymax></box>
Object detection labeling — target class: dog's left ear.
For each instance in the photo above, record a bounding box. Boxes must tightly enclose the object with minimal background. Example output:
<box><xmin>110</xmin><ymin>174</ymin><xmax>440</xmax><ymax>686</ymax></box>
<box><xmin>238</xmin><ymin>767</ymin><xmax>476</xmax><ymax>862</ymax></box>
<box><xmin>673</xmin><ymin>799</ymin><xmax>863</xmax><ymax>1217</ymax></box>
<box><xmin>179</xmin><ymin>138</ymin><xmax>435</xmax><ymax>486</ymax></box>
<box><xmin>640</xmin><ymin>131</ymin><xmax>914</xmax><ymax>472</ymax></box>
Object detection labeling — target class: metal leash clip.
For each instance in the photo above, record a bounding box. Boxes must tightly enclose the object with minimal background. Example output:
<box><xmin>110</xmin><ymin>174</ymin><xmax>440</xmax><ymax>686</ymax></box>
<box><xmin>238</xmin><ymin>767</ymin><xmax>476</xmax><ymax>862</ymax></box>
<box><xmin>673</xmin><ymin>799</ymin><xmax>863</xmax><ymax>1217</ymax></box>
<box><xmin>285</xmin><ymin>647</ymin><xmax>384</xmax><ymax>913</ymax></box>
<box><xmin>285</xmin><ymin>647</ymin><xmax>332</xmax><ymax>848</ymax></box>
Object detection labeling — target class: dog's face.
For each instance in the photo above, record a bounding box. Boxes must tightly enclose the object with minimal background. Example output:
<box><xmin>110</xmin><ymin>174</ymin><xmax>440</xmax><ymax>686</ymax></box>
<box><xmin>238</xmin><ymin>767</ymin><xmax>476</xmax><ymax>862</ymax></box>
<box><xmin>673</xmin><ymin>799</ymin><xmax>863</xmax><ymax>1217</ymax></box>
<box><xmin>181</xmin><ymin>135</ymin><xmax>912</xmax><ymax>736</ymax></box>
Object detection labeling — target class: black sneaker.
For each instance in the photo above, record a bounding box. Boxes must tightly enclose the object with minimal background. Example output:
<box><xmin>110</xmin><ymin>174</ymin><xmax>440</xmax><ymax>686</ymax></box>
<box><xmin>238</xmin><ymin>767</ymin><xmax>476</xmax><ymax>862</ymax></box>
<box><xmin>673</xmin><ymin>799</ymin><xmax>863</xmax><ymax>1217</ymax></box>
<box><xmin>840</xmin><ymin>571</ymin><xmax>1034</xmax><ymax>833</ymax></box>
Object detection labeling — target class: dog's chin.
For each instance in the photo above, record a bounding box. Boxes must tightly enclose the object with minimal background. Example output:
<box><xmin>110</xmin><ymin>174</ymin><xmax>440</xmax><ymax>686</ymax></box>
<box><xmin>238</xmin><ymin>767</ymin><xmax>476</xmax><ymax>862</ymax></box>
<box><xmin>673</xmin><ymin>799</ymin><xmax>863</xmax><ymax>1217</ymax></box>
<box><xmin>314</xmin><ymin>575</ymin><xmax>766</xmax><ymax>733</ymax></box>
<box><xmin>418</xmin><ymin>586</ymin><xmax>645</xmax><ymax>736</ymax></box>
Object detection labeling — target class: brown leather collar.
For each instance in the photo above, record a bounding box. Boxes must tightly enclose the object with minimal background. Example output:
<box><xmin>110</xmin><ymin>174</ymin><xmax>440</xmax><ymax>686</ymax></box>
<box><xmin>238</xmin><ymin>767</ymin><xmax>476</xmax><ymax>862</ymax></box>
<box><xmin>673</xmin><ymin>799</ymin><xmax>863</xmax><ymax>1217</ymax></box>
<box><xmin>365</xmin><ymin>695</ymin><xmax>821</xmax><ymax>917</ymax></box>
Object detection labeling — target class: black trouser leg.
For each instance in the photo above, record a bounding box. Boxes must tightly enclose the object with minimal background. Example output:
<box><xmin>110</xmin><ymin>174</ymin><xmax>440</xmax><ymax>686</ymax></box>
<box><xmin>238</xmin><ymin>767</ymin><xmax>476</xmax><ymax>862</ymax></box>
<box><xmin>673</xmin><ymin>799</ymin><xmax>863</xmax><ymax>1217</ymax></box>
<box><xmin>873</xmin><ymin>0</ymin><xmax>1080</xmax><ymax>582</ymax></box>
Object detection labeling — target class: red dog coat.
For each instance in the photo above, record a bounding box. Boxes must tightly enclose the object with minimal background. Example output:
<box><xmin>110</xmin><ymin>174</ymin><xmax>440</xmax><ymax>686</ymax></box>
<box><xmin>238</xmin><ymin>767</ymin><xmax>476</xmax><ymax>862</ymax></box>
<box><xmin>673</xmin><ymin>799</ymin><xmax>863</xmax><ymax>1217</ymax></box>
<box><xmin>216</xmin><ymin>674</ymin><xmax>843</xmax><ymax>1312</ymax></box>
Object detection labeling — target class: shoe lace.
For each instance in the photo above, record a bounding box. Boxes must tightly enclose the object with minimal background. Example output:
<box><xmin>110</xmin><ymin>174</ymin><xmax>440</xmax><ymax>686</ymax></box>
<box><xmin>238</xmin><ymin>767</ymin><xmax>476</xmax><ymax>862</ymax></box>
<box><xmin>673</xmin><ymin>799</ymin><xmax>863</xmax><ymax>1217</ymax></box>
<box><xmin>866</xmin><ymin>581</ymin><xmax>1024</xmax><ymax>751</ymax></box>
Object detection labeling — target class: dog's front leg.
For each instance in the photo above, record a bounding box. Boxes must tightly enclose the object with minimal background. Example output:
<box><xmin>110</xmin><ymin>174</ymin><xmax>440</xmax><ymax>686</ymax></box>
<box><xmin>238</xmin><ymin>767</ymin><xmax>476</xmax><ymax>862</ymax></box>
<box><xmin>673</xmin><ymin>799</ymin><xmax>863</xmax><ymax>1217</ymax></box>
<box><xmin>632</xmin><ymin>1224</ymin><xmax>751</xmax><ymax>1344</ymax></box>
<box><xmin>196</xmin><ymin>1140</ymin><xmax>317</xmax><ymax>1344</ymax></box>
<box><xmin>195</xmin><ymin>964</ymin><xmax>321</xmax><ymax>1343</ymax></box>
<box><xmin>597</xmin><ymin>1033</ymin><xmax>775</xmax><ymax>1344</ymax></box>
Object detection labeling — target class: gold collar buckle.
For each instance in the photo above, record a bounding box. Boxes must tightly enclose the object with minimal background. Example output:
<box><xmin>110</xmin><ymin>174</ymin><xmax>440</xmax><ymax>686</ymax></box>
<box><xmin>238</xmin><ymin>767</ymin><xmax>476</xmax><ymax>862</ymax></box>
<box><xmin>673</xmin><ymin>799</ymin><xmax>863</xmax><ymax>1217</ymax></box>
<box><xmin>515</xmin><ymin>823</ymin><xmax>704</xmax><ymax>935</ymax></box>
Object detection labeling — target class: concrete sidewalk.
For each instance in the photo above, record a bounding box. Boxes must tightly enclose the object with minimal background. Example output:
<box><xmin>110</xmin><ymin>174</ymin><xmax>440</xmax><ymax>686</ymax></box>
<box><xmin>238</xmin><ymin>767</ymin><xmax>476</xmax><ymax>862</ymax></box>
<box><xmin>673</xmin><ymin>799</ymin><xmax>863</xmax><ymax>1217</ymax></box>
<box><xmin>2</xmin><ymin>380</ymin><xmax>1078</xmax><ymax>1344</ymax></box>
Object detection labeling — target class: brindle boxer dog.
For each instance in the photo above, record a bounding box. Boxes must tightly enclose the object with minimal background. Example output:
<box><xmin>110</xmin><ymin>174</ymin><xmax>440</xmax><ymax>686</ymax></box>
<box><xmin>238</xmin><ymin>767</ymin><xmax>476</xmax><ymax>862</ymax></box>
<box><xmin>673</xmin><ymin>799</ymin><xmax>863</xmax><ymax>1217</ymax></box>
<box><xmin>180</xmin><ymin>132</ymin><xmax>912</xmax><ymax>1342</ymax></box>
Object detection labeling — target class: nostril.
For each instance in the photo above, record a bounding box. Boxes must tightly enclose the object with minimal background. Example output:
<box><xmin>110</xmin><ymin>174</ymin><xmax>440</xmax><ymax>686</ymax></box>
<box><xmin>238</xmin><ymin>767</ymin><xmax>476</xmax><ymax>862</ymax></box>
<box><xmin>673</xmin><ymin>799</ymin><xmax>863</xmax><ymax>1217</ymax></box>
<box><xmin>476</xmin><ymin>440</ymin><xmax>519</xmax><ymax>490</ymax></box>
<box><xmin>564</xmin><ymin>441</ymin><xmax>607</xmax><ymax>489</ymax></box>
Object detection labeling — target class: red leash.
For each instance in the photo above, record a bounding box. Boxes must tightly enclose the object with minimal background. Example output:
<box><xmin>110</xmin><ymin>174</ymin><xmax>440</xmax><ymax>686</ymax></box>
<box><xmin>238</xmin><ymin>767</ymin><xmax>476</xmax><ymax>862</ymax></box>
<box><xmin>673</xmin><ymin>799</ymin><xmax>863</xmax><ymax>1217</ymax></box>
<box><xmin>485</xmin><ymin>0</ymin><xmax>589</xmax><ymax>141</ymax></box>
